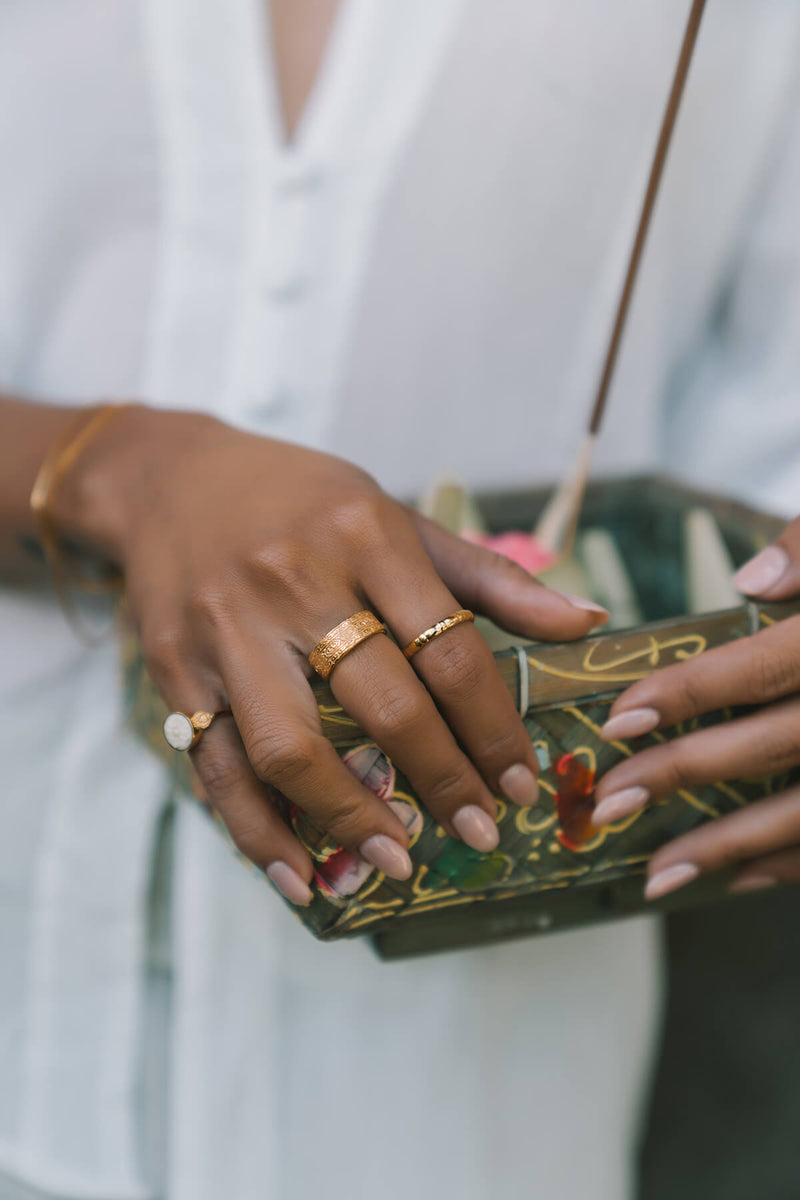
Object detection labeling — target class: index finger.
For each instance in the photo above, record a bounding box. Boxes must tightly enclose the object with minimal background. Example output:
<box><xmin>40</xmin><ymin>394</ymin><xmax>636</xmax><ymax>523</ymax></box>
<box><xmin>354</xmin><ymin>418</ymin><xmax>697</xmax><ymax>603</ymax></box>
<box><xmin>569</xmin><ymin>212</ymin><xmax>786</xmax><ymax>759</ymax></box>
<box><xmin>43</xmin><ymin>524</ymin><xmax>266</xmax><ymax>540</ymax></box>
<box><xmin>409</xmin><ymin>509</ymin><xmax>609</xmax><ymax>641</ymax></box>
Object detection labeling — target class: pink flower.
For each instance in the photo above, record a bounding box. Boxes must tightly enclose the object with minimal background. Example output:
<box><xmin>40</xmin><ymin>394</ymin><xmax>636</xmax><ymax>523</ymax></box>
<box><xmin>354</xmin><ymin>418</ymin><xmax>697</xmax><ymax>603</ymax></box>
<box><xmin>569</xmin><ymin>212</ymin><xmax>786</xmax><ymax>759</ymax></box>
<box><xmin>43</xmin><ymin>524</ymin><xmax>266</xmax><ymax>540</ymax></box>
<box><xmin>463</xmin><ymin>530</ymin><xmax>557</xmax><ymax>575</ymax></box>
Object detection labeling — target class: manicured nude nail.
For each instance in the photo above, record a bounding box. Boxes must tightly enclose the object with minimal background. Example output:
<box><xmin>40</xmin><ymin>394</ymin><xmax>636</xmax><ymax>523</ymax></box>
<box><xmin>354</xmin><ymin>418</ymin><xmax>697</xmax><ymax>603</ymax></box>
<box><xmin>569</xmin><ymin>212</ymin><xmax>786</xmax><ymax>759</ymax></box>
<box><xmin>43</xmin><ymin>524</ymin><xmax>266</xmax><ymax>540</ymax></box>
<box><xmin>499</xmin><ymin>763</ymin><xmax>539</xmax><ymax>807</ymax></box>
<box><xmin>729</xmin><ymin>874</ymin><xmax>777</xmax><ymax>895</ymax></box>
<box><xmin>266</xmin><ymin>861</ymin><xmax>313</xmax><ymax>906</ymax></box>
<box><xmin>600</xmin><ymin>707</ymin><xmax>660</xmax><ymax>741</ymax></box>
<box><xmin>360</xmin><ymin>834</ymin><xmax>413</xmax><ymax>880</ymax></box>
<box><xmin>592</xmin><ymin>786</ymin><xmax>649</xmax><ymax>827</ymax></box>
<box><xmin>644</xmin><ymin>862</ymin><xmax>699</xmax><ymax>901</ymax></box>
<box><xmin>452</xmin><ymin>805</ymin><xmax>500</xmax><ymax>852</ymax></box>
<box><xmin>559</xmin><ymin>592</ymin><xmax>610</xmax><ymax>618</ymax></box>
<box><xmin>733</xmin><ymin>546</ymin><xmax>789</xmax><ymax>597</ymax></box>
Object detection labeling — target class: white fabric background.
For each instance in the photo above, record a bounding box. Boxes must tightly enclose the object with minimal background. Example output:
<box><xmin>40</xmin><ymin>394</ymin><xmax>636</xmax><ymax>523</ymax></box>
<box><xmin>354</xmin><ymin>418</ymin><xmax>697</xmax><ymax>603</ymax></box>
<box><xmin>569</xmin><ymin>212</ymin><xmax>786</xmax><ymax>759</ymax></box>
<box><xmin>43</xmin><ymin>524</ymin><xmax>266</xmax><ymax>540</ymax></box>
<box><xmin>1</xmin><ymin>2</ymin><xmax>799</xmax><ymax>1197</ymax></box>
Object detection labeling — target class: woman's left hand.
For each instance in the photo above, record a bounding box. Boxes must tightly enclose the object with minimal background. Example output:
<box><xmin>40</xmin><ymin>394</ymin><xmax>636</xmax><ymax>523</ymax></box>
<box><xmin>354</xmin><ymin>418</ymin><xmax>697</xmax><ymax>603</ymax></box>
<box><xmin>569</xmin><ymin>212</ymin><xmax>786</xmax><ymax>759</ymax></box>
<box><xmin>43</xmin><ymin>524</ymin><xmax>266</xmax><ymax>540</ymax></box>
<box><xmin>591</xmin><ymin>515</ymin><xmax>800</xmax><ymax>901</ymax></box>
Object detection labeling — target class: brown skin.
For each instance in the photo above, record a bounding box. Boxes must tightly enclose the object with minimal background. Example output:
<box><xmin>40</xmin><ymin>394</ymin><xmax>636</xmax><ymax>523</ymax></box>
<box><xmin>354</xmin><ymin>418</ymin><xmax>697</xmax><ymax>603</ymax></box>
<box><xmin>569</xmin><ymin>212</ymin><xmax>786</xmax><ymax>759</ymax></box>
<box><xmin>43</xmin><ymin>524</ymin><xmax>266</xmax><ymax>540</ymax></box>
<box><xmin>269</xmin><ymin>0</ymin><xmax>341</xmax><ymax>141</ymax></box>
<box><xmin>596</xmin><ymin>515</ymin><xmax>800</xmax><ymax>896</ymax></box>
<box><xmin>4</xmin><ymin>399</ymin><xmax>608</xmax><ymax>897</ymax></box>
<box><xmin>13</xmin><ymin>4</ymin><xmax>794</xmax><ymax>904</ymax></box>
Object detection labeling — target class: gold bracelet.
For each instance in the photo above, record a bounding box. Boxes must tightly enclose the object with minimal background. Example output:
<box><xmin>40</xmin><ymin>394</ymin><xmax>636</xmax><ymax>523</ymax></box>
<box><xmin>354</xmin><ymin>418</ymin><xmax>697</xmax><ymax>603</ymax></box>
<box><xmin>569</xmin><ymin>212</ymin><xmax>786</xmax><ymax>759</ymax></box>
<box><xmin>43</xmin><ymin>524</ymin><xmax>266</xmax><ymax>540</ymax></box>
<box><xmin>30</xmin><ymin>403</ymin><xmax>128</xmax><ymax>640</ymax></box>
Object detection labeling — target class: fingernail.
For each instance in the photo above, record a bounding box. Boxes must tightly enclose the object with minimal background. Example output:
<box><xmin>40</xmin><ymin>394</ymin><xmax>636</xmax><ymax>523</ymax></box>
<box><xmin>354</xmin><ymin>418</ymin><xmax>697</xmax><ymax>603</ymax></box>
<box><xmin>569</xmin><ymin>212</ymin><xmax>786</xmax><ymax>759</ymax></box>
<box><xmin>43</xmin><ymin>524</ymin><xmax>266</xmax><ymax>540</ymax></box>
<box><xmin>559</xmin><ymin>592</ymin><xmax>610</xmax><ymax>618</ymax></box>
<box><xmin>452</xmin><ymin>805</ymin><xmax>500</xmax><ymax>852</ymax></box>
<box><xmin>266</xmin><ymin>861</ymin><xmax>313</xmax><ymax>906</ymax></box>
<box><xmin>600</xmin><ymin>707</ymin><xmax>660</xmax><ymax>741</ymax></box>
<box><xmin>645</xmin><ymin>862</ymin><xmax>699</xmax><ymax>901</ymax></box>
<box><xmin>499</xmin><ymin>763</ymin><xmax>539</xmax><ymax>807</ymax></box>
<box><xmin>730</xmin><ymin>874</ymin><xmax>777</xmax><ymax>895</ymax></box>
<box><xmin>592</xmin><ymin>785</ymin><xmax>650</xmax><ymax>827</ymax></box>
<box><xmin>359</xmin><ymin>834</ymin><xmax>413</xmax><ymax>880</ymax></box>
<box><xmin>733</xmin><ymin>545</ymin><xmax>789</xmax><ymax>597</ymax></box>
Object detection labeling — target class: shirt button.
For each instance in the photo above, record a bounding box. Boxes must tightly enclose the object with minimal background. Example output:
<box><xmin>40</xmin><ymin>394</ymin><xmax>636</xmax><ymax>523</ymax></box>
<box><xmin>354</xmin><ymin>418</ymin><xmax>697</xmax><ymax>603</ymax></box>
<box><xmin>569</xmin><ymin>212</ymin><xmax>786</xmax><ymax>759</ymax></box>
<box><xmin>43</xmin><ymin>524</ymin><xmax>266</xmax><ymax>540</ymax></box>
<box><xmin>275</xmin><ymin>164</ymin><xmax>325</xmax><ymax>198</ymax></box>
<box><xmin>265</xmin><ymin>276</ymin><xmax>310</xmax><ymax>304</ymax></box>
<box><xmin>251</xmin><ymin>387</ymin><xmax>295</xmax><ymax>422</ymax></box>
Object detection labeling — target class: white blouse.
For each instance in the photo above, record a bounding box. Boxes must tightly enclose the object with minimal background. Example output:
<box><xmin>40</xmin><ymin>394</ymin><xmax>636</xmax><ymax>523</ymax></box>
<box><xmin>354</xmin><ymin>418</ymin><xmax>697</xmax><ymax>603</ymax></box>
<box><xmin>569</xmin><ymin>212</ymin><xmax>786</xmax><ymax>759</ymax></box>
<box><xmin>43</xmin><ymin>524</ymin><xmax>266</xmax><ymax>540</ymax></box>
<box><xmin>2</xmin><ymin>2</ymin><xmax>800</xmax><ymax>1198</ymax></box>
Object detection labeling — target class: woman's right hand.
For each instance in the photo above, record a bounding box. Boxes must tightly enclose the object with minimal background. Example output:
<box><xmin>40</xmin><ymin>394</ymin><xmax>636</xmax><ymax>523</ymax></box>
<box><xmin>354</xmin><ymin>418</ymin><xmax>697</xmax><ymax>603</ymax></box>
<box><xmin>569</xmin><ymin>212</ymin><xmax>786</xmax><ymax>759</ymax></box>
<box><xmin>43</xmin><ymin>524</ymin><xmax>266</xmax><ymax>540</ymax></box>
<box><xmin>57</xmin><ymin>404</ymin><xmax>608</xmax><ymax>905</ymax></box>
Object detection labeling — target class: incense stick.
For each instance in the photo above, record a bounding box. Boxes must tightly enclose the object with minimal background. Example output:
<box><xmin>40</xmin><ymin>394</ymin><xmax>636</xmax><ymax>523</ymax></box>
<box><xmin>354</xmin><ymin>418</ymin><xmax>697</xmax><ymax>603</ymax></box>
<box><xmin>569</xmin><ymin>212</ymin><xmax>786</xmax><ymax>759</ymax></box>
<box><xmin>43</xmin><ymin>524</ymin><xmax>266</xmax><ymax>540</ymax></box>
<box><xmin>535</xmin><ymin>0</ymin><xmax>707</xmax><ymax>555</ymax></box>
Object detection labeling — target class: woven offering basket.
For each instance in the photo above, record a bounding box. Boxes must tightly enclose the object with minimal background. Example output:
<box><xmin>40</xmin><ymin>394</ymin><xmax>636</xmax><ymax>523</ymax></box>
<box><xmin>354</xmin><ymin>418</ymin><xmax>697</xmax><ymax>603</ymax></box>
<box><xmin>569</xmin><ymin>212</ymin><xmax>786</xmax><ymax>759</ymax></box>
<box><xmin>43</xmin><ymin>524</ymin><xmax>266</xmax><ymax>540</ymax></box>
<box><xmin>125</xmin><ymin>476</ymin><xmax>800</xmax><ymax>958</ymax></box>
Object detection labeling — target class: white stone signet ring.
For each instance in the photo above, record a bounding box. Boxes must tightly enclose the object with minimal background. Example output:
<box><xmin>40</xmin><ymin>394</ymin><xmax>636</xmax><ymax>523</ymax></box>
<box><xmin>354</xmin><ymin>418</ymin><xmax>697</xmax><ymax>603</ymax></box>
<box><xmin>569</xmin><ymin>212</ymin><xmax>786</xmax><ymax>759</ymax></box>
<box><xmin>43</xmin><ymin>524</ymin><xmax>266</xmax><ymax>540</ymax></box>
<box><xmin>163</xmin><ymin>710</ymin><xmax>228</xmax><ymax>752</ymax></box>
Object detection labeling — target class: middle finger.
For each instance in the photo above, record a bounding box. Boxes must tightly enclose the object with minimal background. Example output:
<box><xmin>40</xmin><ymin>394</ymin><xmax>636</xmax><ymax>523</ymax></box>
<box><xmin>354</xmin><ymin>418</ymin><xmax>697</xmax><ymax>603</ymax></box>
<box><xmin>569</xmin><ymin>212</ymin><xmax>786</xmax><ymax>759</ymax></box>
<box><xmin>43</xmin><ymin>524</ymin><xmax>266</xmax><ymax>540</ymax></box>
<box><xmin>328</xmin><ymin>629</ymin><xmax>502</xmax><ymax>851</ymax></box>
<box><xmin>366</xmin><ymin>556</ymin><xmax>542</xmax><ymax>809</ymax></box>
<box><xmin>593</xmin><ymin>694</ymin><xmax>800</xmax><ymax>826</ymax></box>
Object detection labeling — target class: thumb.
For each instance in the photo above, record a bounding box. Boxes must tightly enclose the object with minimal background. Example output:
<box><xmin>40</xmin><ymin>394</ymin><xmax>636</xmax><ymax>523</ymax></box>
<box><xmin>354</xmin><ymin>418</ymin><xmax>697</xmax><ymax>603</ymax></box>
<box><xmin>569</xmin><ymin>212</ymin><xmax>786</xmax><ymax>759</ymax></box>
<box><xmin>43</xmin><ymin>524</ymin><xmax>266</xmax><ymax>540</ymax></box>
<box><xmin>733</xmin><ymin>515</ymin><xmax>800</xmax><ymax>600</ymax></box>
<box><xmin>407</xmin><ymin>509</ymin><xmax>608</xmax><ymax>642</ymax></box>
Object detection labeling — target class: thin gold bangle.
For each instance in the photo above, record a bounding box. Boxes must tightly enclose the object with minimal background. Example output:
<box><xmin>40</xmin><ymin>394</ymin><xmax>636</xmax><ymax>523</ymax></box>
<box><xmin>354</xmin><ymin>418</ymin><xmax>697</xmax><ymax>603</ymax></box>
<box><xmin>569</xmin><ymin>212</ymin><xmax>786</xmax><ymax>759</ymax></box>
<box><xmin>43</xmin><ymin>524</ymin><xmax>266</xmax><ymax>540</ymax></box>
<box><xmin>30</xmin><ymin>403</ymin><xmax>128</xmax><ymax>641</ymax></box>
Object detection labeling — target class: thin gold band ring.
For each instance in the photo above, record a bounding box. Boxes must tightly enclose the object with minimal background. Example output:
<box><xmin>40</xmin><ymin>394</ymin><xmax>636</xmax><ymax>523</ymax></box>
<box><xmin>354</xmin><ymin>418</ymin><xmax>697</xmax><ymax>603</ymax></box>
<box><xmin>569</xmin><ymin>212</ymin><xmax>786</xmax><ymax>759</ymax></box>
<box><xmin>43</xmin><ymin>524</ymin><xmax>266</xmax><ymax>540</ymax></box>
<box><xmin>403</xmin><ymin>609</ymin><xmax>475</xmax><ymax>660</ymax></box>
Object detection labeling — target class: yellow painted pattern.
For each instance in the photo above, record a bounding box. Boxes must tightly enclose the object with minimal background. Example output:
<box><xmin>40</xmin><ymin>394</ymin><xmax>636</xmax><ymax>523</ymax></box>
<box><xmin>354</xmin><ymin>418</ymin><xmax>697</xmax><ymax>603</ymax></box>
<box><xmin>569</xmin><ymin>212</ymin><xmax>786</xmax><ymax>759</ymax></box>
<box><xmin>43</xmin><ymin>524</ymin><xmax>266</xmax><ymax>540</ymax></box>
<box><xmin>526</xmin><ymin>632</ymin><xmax>707</xmax><ymax>686</ymax></box>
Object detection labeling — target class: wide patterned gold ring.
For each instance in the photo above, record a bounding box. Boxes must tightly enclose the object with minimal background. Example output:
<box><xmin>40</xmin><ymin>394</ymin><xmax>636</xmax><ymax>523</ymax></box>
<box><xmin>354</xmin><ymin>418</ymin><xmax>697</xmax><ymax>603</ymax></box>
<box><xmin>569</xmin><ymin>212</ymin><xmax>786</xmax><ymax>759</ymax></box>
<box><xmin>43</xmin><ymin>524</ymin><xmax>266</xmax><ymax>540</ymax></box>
<box><xmin>163</xmin><ymin>710</ymin><xmax>228</xmax><ymax>752</ymax></box>
<box><xmin>308</xmin><ymin>610</ymin><xmax>387</xmax><ymax>681</ymax></box>
<box><xmin>403</xmin><ymin>609</ymin><xmax>475</xmax><ymax>660</ymax></box>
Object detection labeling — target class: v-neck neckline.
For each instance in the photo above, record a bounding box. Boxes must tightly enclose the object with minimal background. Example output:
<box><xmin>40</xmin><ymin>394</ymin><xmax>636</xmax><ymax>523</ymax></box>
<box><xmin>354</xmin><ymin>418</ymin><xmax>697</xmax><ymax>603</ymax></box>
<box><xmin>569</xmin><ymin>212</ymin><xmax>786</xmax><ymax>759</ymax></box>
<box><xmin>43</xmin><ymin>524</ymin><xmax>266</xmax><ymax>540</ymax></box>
<box><xmin>259</xmin><ymin>0</ymin><xmax>358</xmax><ymax>159</ymax></box>
<box><xmin>265</xmin><ymin>0</ymin><xmax>345</xmax><ymax>147</ymax></box>
<box><xmin>254</xmin><ymin>0</ymin><xmax>467</xmax><ymax>173</ymax></box>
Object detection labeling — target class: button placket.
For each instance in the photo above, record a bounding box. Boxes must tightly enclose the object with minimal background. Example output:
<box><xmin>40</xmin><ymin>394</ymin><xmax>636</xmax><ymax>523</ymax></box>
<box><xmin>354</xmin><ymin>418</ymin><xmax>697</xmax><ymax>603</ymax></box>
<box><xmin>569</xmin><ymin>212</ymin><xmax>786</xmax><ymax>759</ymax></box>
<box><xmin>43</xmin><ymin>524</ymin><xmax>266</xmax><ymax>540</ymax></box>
<box><xmin>240</xmin><ymin>163</ymin><xmax>328</xmax><ymax>428</ymax></box>
<box><xmin>263</xmin><ymin>163</ymin><xmax>325</xmax><ymax>303</ymax></box>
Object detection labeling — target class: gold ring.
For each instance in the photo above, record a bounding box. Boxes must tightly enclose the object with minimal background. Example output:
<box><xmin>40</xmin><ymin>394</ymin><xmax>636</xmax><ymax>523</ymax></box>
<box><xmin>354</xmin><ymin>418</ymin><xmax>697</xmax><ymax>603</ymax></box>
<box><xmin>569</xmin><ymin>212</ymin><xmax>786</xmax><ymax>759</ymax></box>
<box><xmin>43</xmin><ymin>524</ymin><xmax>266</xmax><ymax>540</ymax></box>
<box><xmin>309</xmin><ymin>610</ymin><xmax>387</xmax><ymax>681</ymax></box>
<box><xmin>163</xmin><ymin>709</ymin><xmax>228</xmax><ymax>752</ymax></box>
<box><xmin>403</xmin><ymin>609</ymin><xmax>475</xmax><ymax>660</ymax></box>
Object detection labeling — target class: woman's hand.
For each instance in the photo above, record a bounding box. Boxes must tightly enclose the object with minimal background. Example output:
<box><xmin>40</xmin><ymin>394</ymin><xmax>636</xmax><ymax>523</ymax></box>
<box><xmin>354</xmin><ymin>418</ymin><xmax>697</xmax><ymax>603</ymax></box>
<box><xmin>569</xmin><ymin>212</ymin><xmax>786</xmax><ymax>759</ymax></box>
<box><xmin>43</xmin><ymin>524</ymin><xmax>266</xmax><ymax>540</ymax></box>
<box><xmin>57</xmin><ymin>405</ymin><xmax>607</xmax><ymax>905</ymax></box>
<box><xmin>592</xmin><ymin>517</ymin><xmax>800</xmax><ymax>900</ymax></box>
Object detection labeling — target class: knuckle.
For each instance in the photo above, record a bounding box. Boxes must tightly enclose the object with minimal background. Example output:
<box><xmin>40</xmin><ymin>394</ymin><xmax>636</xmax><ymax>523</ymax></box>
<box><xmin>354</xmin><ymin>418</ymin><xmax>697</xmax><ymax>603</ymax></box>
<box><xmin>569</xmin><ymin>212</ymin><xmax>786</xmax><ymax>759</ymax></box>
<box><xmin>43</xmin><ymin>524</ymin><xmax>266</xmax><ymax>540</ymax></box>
<box><xmin>187</xmin><ymin>582</ymin><xmax>234</xmax><ymax>635</ymax></box>
<box><xmin>488</xmin><ymin>550</ymin><xmax>526</xmax><ymax>583</ymax></box>
<box><xmin>672</xmin><ymin>670</ymin><xmax>708</xmax><ymax>719</ymax></box>
<box><xmin>370</xmin><ymin>687</ymin><xmax>425</xmax><ymax>738</ymax></box>
<box><xmin>142</xmin><ymin>623</ymin><xmax>185</xmax><ymax>681</ymax></box>
<box><xmin>194</xmin><ymin>747</ymin><xmax>241</xmax><ymax>798</ymax></box>
<box><xmin>328</xmin><ymin>490</ymin><xmax>388</xmax><ymax>555</ymax></box>
<box><xmin>424</xmin><ymin>761</ymin><xmax>477</xmax><ymax>810</ymax></box>
<box><xmin>249</xmin><ymin>539</ymin><xmax>314</xmax><ymax>595</ymax></box>
<box><xmin>345</xmin><ymin>463</ymin><xmax>379</xmax><ymax>492</ymax></box>
<box><xmin>250</xmin><ymin>730</ymin><xmax>319</xmax><ymax>785</ymax></box>
<box><xmin>230</xmin><ymin>820</ymin><xmax>273</xmax><ymax>866</ymax></box>
<box><xmin>716</xmin><ymin>824</ymin><xmax>759</xmax><ymax>868</ymax></box>
<box><xmin>663</xmin><ymin>753</ymin><xmax>694</xmax><ymax>794</ymax></box>
<box><xmin>746</xmin><ymin>650</ymin><xmax>799</xmax><ymax>703</ymax></box>
<box><xmin>322</xmin><ymin>793</ymin><xmax>371</xmax><ymax>844</ymax></box>
<box><xmin>472</xmin><ymin>551</ymin><xmax>526</xmax><ymax>604</ymax></box>
<box><xmin>431</xmin><ymin>636</ymin><xmax>484</xmax><ymax>699</ymax></box>
<box><xmin>759</xmin><ymin>725</ymin><xmax>800</xmax><ymax>773</ymax></box>
<box><xmin>478</xmin><ymin>727</ymin><xmax>525</xmax><ymax>767</ymax></box>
